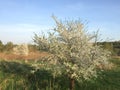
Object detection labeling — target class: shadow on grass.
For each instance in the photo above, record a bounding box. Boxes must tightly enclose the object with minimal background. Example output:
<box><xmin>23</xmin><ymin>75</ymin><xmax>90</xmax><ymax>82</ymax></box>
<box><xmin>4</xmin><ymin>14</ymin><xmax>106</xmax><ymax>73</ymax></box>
<box><xmin>0</xmin><ymin>60</ymin><xmax>69</xmax><ymax>90</ymax></box>
<box><xmin>0</xmin><ymin>61</ymin><xmax>33</xmax><ymax>76</ymax></box>
<box><xmin>0</xmin><ymin>59</ymin><xmax>120</xmax><ymax>90</ymax></box>
<box><xmin>0</xmin><ymin>60</ymin><xmax>54</xmax><ymax>90</ymax></box>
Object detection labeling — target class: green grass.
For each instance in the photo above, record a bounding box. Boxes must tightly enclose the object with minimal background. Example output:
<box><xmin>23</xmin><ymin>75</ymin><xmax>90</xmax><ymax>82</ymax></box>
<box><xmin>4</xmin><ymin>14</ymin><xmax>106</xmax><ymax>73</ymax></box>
<box><xmin>0</xmin><ymin>58</ymin><xmax>120</xmax><ymax>90</ymax></box>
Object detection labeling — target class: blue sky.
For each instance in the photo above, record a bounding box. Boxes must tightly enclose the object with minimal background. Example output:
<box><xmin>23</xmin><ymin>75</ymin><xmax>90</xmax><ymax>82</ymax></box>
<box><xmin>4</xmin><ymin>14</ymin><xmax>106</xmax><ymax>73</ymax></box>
<box><xmin>0</xmin><ymin>0</ymin><xmax>120</xmax><ymax>44</ymax></box>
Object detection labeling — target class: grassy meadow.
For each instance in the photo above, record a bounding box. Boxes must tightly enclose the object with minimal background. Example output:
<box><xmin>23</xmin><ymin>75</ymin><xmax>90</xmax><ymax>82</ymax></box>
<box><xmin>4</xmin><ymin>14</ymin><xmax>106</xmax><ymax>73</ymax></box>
<box><xmin>0</xmin><ymin>57</ymin><xmax>120</xmax><ymax>90</ymax></box>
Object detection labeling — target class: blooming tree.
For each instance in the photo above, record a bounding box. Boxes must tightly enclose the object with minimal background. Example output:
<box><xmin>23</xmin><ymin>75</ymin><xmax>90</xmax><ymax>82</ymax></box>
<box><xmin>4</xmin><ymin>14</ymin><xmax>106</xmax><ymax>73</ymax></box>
<box><xmin>33</xmin><ymin>16</ymin><xmax>110</xmax><ymax>90</ymax></box>
<box><xmin>13</xmin><ymin>44</ymin><xmax>29</xmax><ymax>56</ymax></box>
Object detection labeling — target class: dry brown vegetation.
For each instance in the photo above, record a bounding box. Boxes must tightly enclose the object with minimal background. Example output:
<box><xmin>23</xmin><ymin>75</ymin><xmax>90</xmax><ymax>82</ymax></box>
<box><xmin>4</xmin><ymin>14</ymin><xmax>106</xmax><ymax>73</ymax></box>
<box><xmin>0</xmin><ymin>51</ymin><xmax>49</xmax><ymax>61</ymax></box>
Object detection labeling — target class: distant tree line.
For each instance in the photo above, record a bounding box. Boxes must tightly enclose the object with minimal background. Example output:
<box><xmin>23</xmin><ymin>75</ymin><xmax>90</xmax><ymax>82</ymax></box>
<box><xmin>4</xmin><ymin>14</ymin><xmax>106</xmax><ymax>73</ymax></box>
<box><xmin>0</xmin><ymin>40</ymin><xmax>38</xmax><ymax>53</ymax></box>
<box><xmin>97</xmin><ymin>41</ymin><xmax>120</xmax><ymax>56</ymax></box>
<box><xmin>0</xmin><ymin>40</ymin><xmax>120</xmax><ymax>56</ymax></box>
<box><xmin>0</xmin><ymin>40</ymin><xmax>14</xmax><ymax>52</ymax></box>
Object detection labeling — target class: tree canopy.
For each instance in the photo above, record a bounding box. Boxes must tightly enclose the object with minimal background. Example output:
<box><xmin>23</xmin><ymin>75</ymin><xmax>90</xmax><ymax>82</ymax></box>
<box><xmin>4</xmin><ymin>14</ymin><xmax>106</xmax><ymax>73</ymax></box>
<box><xmin>34</xmin><ymin>17</ymin><xmax>111</xmax><ymax>90</ymax></box>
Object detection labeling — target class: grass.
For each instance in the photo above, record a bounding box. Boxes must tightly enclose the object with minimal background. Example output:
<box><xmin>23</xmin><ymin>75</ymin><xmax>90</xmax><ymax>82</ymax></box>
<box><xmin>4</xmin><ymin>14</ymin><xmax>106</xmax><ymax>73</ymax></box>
<box><xmin>0</xmin><ymin>58</ymin><xmax>120</xmax><ymax>90</ymax></box>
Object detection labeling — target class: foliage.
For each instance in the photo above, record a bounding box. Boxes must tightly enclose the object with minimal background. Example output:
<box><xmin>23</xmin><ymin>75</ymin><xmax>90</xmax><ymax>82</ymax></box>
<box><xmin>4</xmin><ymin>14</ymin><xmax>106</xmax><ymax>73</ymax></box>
<box><xmin>4</xmin><ymin>42</ymin><xmax>14</xmax><ymax>51</ymax></box>
<box><xmin>28</xmin><ymin>44</ymin><xmax>38</xmax><ymax>52</ymax></box>
<box><xmin>0</xmin><ymin>41</ymin><xmax>14</xmax><ymax>53</ymax></box>
<box><xmin>13</xmin><ymin>44</ymin><xmax>29</xmax><ymax>56</ymax></box>
<box><xmin>33</xmin><ymin>16</ymin><xmax>110</xmax><ymax>88</ymax></box>
<box><xmin>98</xmin><ymin>41</ymin><xmax>120</xmax><ymax>56</ymax></box>
<box><xmin>113</xmin><ymin>41</ymin><xmax>120</xmax><ymax>56</ymax></box>
<box><xmin>0</xmin><ymin>40</ymin><xmax>4</xmax><ymax>52</ymax></box>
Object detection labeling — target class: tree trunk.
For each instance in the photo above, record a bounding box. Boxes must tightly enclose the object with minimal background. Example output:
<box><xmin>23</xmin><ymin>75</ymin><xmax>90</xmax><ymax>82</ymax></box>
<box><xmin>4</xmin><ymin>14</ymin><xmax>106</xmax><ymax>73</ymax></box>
<box><xmin>69</xmin><ymin>78</ymin><xmax>75</xmax><ymax>90</ymax></box>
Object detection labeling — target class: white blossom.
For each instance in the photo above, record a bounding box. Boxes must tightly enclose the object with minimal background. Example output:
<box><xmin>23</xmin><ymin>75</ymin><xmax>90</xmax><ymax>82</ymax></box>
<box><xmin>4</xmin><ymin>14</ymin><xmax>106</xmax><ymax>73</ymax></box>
<box><xmin>33</xmin><ymin>16</ymin><xmax>110</xmax><ymax>81</ymax></box>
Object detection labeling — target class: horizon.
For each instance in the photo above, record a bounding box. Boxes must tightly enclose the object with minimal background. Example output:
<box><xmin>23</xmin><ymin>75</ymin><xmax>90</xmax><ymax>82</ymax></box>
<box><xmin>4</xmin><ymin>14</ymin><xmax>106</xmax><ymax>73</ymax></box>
<box><xmin>0</xmin><ymin>0</ymin><xmax>120</xmax><ymax>44</ymax></box>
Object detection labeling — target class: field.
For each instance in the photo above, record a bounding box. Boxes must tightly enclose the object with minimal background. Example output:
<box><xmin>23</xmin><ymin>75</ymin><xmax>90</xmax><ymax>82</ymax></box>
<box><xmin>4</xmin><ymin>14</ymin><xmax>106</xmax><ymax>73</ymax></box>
<box><xmin>0</xmin><ymin>52</ymin><xmax>120</xmax><ymax>90</ymax></box>
<box><xmin>0</xmin><ymin>51</ymin><xmax>48</xmax><ymax>60</ymax></box>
